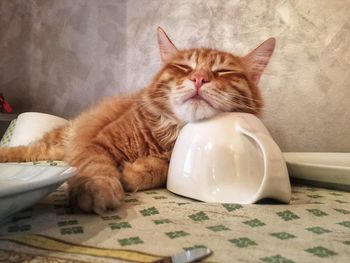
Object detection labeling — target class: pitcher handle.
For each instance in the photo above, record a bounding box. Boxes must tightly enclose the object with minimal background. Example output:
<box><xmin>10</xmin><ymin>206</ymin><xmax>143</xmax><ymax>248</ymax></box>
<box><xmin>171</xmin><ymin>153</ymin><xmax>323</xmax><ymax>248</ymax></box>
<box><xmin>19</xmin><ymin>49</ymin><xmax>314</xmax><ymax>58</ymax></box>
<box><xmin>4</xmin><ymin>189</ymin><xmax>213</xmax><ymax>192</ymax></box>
<box><xmin>236</xmin><ymin>121</ymin><xmax>291</xmax><ymax>203</ymax></box>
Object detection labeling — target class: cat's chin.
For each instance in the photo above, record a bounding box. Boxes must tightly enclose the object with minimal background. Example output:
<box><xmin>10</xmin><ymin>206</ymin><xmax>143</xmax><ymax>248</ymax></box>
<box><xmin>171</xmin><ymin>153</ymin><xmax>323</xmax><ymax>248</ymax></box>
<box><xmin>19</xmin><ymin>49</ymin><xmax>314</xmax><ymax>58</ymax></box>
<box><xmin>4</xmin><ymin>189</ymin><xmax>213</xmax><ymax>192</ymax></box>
<box><xmin>172</xmin><ymin>99</ymin><xmax>220</xmax><ymax>123</ymax></box>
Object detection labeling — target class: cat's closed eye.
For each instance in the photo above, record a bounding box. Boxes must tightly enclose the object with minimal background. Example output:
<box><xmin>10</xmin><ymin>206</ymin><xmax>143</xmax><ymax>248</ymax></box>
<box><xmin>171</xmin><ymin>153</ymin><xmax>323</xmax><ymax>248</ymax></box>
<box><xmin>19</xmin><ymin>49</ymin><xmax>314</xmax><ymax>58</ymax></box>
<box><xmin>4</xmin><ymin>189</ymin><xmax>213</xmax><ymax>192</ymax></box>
<box><xmin>171</xmin><ymin>63</ymin><xmax>193</xmax><ymax>72</ymax></box>
<box><xmin>213</xmin><ymin>69</ymin><xmax>240</xmax><ymax>76</ymax></box>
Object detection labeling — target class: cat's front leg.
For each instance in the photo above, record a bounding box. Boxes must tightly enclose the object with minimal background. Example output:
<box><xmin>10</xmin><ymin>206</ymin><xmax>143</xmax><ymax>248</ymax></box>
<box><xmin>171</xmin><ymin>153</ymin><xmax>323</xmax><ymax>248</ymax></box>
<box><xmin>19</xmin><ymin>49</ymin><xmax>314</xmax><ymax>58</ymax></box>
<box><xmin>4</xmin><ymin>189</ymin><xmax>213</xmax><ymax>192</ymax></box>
<box><xmin>68</xmin><ymin>146</ymin><xmax>125</xmax><ymax>214</ymax></box>
<box><xmin>121</xmin><ymin>153</ymin><xmax>170</xmax><ymax>192</ymax></box>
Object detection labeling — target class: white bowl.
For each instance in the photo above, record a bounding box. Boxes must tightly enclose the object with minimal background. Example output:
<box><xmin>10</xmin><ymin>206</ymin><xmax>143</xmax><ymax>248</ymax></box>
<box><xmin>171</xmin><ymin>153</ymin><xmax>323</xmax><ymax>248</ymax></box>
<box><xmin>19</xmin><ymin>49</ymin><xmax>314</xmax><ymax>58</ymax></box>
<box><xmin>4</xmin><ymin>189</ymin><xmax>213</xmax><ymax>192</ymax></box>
<box><xmin>0</xmin><ymin>163</ymin><xmax>76</xmax><ymax>222</ymax></box>
<box><xmin>283</xmin><ymin>152</ymin><xmax>350</xmax><ymax>191</ymax></box>
<box><xmin>9</xmin><ymin>112</ymin><xmax>68</xmax><ymax>147</ymax></box>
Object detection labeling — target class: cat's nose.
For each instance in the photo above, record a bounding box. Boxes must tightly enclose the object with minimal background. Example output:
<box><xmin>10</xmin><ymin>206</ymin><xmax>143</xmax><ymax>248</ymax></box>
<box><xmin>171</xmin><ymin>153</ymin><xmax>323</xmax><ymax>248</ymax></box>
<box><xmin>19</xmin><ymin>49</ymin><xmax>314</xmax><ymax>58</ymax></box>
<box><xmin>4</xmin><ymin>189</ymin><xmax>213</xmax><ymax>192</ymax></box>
<box><xmin>189</xmin><ymin>71</ymin><xmax>210</xmax><ymax>90</ymax></box>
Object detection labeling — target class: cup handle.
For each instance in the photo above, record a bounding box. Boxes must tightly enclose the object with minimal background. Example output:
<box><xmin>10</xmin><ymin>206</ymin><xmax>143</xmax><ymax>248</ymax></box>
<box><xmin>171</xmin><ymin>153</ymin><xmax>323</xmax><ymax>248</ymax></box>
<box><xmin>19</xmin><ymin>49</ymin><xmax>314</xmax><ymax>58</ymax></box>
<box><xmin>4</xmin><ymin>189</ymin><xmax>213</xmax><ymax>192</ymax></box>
<box><xmin>236</xmin><ymin>121</ymin><xmax>291</xmax><ymax>203</ymax></box>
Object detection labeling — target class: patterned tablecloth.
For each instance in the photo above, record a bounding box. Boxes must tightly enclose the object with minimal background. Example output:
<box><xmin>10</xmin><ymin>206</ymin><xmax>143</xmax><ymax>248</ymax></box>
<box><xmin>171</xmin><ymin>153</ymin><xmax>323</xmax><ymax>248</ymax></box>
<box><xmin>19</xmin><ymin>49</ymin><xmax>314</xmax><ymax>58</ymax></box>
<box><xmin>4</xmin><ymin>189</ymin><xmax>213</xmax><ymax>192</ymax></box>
<box><xmin>0</xmin><ymin>162</ymin><xmax>349</xmax><ymax>262</ymax></box>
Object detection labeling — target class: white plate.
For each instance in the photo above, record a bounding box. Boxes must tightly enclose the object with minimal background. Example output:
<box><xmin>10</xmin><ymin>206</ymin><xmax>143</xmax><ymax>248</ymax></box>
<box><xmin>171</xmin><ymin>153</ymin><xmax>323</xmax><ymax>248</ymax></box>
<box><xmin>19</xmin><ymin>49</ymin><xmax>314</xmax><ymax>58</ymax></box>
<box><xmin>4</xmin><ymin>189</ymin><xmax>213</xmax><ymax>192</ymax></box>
<box><xmin>0</xmin><ymin>163</ymin><xmax>76</xmax><ymax>222</ymax></box>
<box><xmin>283</xmin><ymin>152</ymin><xmax>350</xmax><ymax>191</ymax></box>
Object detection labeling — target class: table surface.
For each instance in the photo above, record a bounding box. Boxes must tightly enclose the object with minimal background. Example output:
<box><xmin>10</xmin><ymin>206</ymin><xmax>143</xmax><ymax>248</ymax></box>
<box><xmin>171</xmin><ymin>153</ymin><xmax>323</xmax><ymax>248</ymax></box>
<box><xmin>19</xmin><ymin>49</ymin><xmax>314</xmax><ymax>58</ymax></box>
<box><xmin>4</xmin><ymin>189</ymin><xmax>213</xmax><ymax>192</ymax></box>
<box><xmin>0</xmin><ymin>161</ymin><xmax>349</xmax><ymax>263</ymax></box>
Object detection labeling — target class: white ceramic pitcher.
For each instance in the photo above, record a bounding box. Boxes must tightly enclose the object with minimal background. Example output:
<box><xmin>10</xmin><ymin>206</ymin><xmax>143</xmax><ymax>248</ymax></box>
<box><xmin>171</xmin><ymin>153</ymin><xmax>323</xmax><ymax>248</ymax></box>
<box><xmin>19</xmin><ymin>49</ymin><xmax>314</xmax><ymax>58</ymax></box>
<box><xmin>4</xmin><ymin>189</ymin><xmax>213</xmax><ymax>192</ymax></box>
<box><xmin>167</xmin><ymin>112</ymin><xmax>291</xmax><ymax>204</ymax></box>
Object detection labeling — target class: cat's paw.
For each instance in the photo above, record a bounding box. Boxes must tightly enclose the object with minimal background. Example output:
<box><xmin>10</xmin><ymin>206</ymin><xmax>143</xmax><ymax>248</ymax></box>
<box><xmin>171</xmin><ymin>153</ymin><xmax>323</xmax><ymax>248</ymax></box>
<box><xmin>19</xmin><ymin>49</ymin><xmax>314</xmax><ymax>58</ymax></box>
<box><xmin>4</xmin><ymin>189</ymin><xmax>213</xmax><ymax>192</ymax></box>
<box><xmin>121</xmin><ymin>156</ymin><xmax>169</xmax><ymax>192</ymax></box>
<box><xmin>121</xmin><ymin>161</ymin><xmax>146</xmax><ymax>192</ymax></box>
<box><xmin>69</xmin><ymin>175</ymin><xmax>125</xmax><ymax>214</ymax></box>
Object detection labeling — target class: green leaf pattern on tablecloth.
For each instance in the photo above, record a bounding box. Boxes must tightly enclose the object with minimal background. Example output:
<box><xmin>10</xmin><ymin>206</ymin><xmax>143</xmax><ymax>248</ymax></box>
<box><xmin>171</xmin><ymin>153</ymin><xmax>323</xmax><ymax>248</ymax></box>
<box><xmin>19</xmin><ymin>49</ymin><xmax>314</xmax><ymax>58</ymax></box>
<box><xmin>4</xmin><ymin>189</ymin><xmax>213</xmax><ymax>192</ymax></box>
<box><xmin>109</xmin><ymin>222</ymin><xmax>132</xmax><ymax>230</ymax></box>
<box><xmin>183</xmin><ymin>244</ymin><xmax>208</xmax><ymax>251</ymax></box>
<box><xmin>206</xmin><ymin>224</ymin><xmax>230</xmax><ymax>232</ymax></box>
<box><xmin>307</xmin><ymin>208</ymin><xmax>329</xmax><ymax>216</ymax></box>
<box><xmin>334</xmin><ymin>199</ymin><xmax>348</xmax><ymax>203</ymax></box>
<box><xmin>154</xmin><ymin>219</ymin><xmax>172</xmax><ymax>225</ymax></box>
<box><xmin>165</xmin><ymin>231</ymin><xmax>190</xmax><ymax>239</ymax></box>
<box><xmin>305</xmin><ymin>246</ymin><xmax>337</xmax><ymax>258</ymax></box>
<box><xmin>270</xmin><ymin>232</ymin><xmax>296</xmax><ymax>240</ymax></box>
<box><xmin>261</xmin><ymin>254</ymin><xmax>295</xmax><ymax>263</ymax></box>
<box><xmin>139</xmin><ymin>206</ymin><xmax>159</xmax><ymax>216</ymax></box>
<box><xmin>0</xmin><ymin>119</ymin><xmax>16</xmax><ymax>147</ymax></box>
<box><xmin>243</xmin><ymin>218</ymin><xmax>266</xmax><ymax>227</ymax></box>
<box><xmin>334</xmin><ymin>208</ymin><xmax>350</xmax><ymax>214</ymax></box>
<box><xmin>307</xmin><ymin>194</ymin><xmax>323</xmax><ymax>198</ymax></box>
<box><xmin>338</xmin><ymin>221</ymin><xmax>350</xmax><ymax>228</ymax></box>
<box><xmin>0</xmin><ymin>179</ymin><xmax>350</xmax><ymax>262</ymax></box>
<box><xmin>57</xmin><ymin>220</ymin><xmax>78</xmax><ymax>227</ymax></box>
<box><xmin>125</xmin><ymin>198</ymin><xmax>139</xmax><ymax>203</ymax></box>
<box><xmin>229</xmin><ymin>237</ymin><xmax>257</xmax><ymax>248</ymax></box>
<box><xmin>276</xmin><ymin>210</ymin><xmax>300</xmax><ymax>221</ymax></box>
<box><xmin>189</xmin><ymin>211</ymin><xmax>209</xmax><ymax>221</ymax></box>
<box><xmin>101</xmin><ymin>215</ymin><xmax>121</xmax><ymax>220</ymax></box>
<box><xmin>153</xmin><ymin>196</ymin><xmax>167</xmax><ymax>200</ymax></box>
<box><xmin>306</xmin><ymin>226</ymin><xmax>331</xmax><ymax>235</ymax></box>
<box><xmin>60</xmin><ymin>226</ymin><xmax>84</xmax><ymax>235</ymax></box>
<box><xmin>118</xmin><ymin>236</ymin><xmax>143</xmax><ymax>246</ymax></box>
<box><xmin>222</xmin><ymin>203</ymin><xmax>243</xmax><ymax>212</ymax></box>
<box><xmin>8</xmin><ymin>160</ymin><xmax>69</xmax><ymax>167</ymax></box>
<box><xmin>329</xmin><ymin>192</ymin><xmax>342</xmax><ymax>196</ymax></box>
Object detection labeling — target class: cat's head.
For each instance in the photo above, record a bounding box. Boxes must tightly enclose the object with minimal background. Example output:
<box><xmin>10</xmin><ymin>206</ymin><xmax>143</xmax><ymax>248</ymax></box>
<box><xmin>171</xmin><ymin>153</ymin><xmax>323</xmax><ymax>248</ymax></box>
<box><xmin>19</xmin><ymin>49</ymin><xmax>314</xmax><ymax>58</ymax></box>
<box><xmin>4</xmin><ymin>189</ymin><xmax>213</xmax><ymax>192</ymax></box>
<box><xmin>147</xmin><ymin>27</ymin><xmax>275</xmax><ymax>123</ymax></box>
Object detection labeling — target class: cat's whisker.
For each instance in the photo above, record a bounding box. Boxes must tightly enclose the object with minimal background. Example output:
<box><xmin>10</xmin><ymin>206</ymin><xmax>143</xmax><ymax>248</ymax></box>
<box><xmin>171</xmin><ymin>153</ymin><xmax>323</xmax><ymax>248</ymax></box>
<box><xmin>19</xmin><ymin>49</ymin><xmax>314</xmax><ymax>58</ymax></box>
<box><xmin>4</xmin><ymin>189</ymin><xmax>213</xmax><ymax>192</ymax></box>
<box><xmin>214</xmin><ymin>88</ymin><xmax>261</xmax><ymax>103</ymax></box>
<box><xmin>232</xmin><ymin>100</ymin><xmax>265</xmax><ymax>111</ymax></box>
<box><xmin>230</xmin><ymin>94</ymin><xmax>262</xmax><ymax>105</ymax></box>
<box><xmin>209</xmin><ymin>91</ymin><xmax>263</xmax><ymax>113</ymax></box>
<box><xmin>175</xmin><ymin>85</ymin><xmax>185</xmax><ymax>90</ymax></box>
<box><xmin>154</xmin><ymin>82</ymin><xmax>175</xmax><ymax>88</ymax></box>
<box><xmin>232</xmin><ymin>93</ymin><xmax>263</xmax><ymax>103</ymax></box>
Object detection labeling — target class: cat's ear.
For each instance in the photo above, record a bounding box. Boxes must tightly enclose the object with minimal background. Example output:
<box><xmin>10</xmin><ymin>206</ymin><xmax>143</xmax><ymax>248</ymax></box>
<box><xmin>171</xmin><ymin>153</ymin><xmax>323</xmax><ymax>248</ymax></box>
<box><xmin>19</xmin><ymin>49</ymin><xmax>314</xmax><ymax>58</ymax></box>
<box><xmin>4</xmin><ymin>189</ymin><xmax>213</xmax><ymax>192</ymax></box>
<box><xmin>242</xmin><ymin>38</ymin><xmax>276</xmax><ymax>85</ymax></box>
<box><xmin>157</xmin><ymin>27</ymin><xmax>178</xmax><ymax>63</ymax></box>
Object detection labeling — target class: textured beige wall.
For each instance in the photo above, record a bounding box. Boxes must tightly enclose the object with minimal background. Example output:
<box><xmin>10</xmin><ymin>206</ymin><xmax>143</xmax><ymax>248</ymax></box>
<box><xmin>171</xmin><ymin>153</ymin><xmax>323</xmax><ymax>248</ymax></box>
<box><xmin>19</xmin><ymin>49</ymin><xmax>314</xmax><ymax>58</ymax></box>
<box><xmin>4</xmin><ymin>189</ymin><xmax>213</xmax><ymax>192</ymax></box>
<box><xmin>29</xmin><ymin>0</ymin><xmax>127</xmax><ymax>116</ymax></box>
<box><xmin>0</xmin><ymin>0</ymin><xmax>127</xmax><ymax>117</ymax></box>
<box><xmin>1</xmin><ymin>0</ymin><xmax>349</xmax><ymax>152</ymax></box>
<box><xmin>126</xmin><ymin>0</ymin><xmax>350</xmax><ymax>152</ymax></box>
<box><xmin>0</xmin><ymin>0</ymin><xmax>32</xmax><ymax>112</ymax></box>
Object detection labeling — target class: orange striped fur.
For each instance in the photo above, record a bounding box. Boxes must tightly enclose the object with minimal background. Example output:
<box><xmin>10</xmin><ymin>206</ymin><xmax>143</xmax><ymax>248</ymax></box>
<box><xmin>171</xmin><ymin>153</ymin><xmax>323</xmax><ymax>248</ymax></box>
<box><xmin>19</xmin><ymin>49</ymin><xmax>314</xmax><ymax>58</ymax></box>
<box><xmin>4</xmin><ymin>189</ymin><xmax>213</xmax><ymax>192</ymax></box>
<box><xmin>0</xmin><ymin>28</ymin><xmax>275</xmax><ymax>213</ymax></box>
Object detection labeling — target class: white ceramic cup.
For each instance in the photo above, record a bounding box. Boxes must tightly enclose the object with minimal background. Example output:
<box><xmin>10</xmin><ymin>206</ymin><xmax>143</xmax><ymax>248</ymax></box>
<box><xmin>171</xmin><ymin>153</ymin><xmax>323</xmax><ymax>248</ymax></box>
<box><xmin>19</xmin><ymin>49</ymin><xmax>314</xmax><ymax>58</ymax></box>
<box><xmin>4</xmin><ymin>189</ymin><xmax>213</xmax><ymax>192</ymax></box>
<box><xmin>167</xmin><ymin>112</ymin><xmax>291</xmax><ymax>204</ymax></box>
<box><xmin>9</xmin><ymin>112</ymin><xmax>68</xmax><ymax>147</ymax></box>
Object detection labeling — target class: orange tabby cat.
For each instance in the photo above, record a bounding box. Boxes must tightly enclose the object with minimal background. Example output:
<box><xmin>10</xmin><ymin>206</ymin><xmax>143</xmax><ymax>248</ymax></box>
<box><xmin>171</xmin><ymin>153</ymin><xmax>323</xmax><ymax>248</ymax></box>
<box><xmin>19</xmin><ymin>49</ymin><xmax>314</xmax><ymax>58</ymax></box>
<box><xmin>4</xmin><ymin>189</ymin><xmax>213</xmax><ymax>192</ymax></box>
<box><xmin>0</xmin><ymin>28</ymin><xmax>275</xmax><ymax>214</ymax></box>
